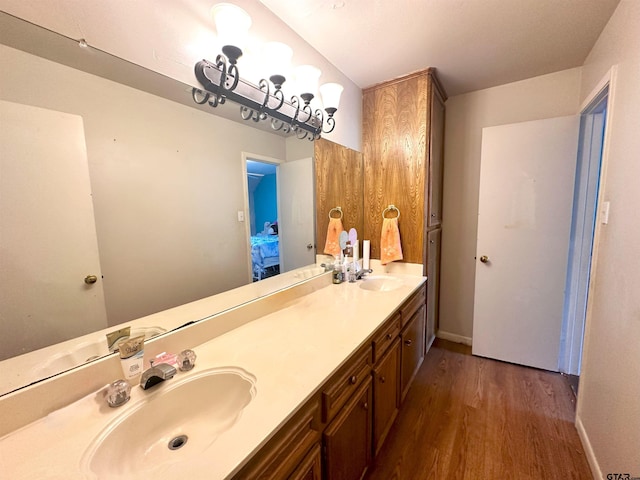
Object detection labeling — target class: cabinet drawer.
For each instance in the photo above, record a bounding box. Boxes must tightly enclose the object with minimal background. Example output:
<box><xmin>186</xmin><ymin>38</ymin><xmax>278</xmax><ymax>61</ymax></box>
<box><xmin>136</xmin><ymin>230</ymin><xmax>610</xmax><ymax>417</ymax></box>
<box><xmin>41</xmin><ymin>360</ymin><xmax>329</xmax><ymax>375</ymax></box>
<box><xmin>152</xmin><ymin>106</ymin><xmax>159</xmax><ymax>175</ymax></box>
<box><xmin>400</xmin><ymin>285</ymin><xmax>426</xmax><ymax>328</ymax></box>
<box><xmin>372</xmin><ymin>311</ymin><xmax>401</xmax><ymax>364</ymax></box>
<box><xmin>232</xmin><ymin>396</ymin><xmax>320</xmax><ymax>480</ymax></box>
<box><xmin>322</xmin><ymin>344</ymin><xmax>372</xmax><ymax>423</ymax></box>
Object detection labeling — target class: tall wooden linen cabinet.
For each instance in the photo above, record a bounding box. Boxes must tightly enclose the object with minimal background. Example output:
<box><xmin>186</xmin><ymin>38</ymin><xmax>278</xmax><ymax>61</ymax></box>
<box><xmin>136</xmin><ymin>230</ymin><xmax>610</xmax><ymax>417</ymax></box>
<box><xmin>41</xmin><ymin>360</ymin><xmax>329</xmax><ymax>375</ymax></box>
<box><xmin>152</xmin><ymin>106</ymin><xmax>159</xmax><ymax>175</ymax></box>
<box><xmin>362</xmin><ymin>68</ymin><xmax>446</xmax><ymax>350</ymax></box>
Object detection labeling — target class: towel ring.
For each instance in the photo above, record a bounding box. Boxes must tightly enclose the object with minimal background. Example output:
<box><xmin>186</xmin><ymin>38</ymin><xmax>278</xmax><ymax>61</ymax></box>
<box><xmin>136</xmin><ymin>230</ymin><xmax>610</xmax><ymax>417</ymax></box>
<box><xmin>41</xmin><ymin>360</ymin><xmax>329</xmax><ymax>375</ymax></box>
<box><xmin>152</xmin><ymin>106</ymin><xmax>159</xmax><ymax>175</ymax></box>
<box><xmin>382</xmin><ymin>204</ymin><xmax>400</xmax><ymax>220</ymax></box>
<box><xmin>329</xmin><ymin>206</ymin><xmax>343</xmax><ymax>220</ymax></box>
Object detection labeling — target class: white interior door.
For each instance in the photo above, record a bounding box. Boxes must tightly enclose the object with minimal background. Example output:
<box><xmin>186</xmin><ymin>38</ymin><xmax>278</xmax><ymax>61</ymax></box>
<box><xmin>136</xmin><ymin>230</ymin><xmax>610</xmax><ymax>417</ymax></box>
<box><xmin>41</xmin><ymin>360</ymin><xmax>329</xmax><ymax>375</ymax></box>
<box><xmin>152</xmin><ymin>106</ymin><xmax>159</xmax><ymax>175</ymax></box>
<box><xmin>472</xmin><ymin>116</ymin><xmax>579</xmax><ymax>371</ymax></box>
<box><xmin>278</xmin><ymin>157</ymin><xmax>315</xmax><ymax>272</ymax></box>
<box><xmin>0</xmin><ymin>101</ymin><xmax>107</xmax><ymax>359</ymax></box>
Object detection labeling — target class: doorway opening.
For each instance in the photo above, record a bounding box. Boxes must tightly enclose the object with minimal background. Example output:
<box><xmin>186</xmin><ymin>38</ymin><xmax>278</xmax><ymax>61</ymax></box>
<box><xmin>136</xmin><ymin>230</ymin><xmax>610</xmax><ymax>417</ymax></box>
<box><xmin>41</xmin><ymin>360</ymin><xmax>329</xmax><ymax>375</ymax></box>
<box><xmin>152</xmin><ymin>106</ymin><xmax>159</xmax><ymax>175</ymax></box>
<box><xmin>559</xmin><ymin>85</ymin><xmax>610</xmax><ymax>392</ymax></box>
<box><xmin>246</xmin><ymin>159</ymin><xmax>280</xmax><ymax>282</ymax></box>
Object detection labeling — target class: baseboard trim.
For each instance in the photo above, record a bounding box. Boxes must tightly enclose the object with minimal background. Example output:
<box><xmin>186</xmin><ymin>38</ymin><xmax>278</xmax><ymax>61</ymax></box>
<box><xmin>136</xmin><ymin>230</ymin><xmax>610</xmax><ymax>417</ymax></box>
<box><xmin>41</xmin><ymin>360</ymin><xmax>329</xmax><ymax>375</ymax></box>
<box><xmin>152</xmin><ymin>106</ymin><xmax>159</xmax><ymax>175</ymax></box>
<box><xmin>576</xmin><ymin>414</ymin><xmax>602</xmax><ymax>480</ymax></box>
<box><xmin>436</xmin><ymin>330</ymin><xmax>472</xmax><ymax>346</ymax></box>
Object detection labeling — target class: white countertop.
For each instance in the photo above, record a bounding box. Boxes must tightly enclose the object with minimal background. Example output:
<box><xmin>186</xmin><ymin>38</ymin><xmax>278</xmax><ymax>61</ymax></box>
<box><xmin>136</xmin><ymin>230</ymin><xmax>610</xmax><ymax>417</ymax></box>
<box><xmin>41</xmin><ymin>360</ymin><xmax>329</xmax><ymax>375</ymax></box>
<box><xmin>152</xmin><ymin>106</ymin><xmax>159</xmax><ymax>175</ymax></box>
<box><xmin>0</xmin><ymin>272</ymin><xmax>425</xmax><ymax>479</ymax></box>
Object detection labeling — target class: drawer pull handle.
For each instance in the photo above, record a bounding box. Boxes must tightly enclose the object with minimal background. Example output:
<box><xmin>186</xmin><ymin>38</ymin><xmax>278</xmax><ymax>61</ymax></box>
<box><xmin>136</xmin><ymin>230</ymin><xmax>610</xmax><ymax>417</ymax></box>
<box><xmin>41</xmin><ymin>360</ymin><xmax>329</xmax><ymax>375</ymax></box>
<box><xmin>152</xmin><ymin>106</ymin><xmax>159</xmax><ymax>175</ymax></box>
<box><xmin>386</xmin><ymin>333</ymin><xmax>392</xmax><ymax>340</ymax></box>
<box><xmin>349</xmin><ymin>375</ymin><xmax>357</xmax><ymax>385</ymax></box>
<box><xmin>379</xmin><ymin>376</ymin><xmax>386</xmax><ymax>383</ymax></box>
<box><xmin>404</xmin><ymin>339</ymin><xmax>413</xmax><ymax>347</ymax></box>
<box><xmin>363</xmin><ymin>402</ymin><xmax>369</xmax><ymax>410</ymax></box>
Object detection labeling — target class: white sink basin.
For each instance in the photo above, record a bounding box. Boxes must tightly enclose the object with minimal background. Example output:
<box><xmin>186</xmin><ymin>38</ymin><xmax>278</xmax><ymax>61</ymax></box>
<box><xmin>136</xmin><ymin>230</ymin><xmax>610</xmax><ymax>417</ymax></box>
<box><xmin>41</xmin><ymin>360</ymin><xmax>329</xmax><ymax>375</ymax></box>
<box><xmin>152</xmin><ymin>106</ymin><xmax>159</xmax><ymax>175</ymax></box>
<box><xmin>359</xmin><ymin>275</ymin><xmax>404</xmax><ymax>292</ymax></box>
<box><xmin>82</xmin><ymin>367</ymin><xmax>256</xmax><ymax>478</ymax></box>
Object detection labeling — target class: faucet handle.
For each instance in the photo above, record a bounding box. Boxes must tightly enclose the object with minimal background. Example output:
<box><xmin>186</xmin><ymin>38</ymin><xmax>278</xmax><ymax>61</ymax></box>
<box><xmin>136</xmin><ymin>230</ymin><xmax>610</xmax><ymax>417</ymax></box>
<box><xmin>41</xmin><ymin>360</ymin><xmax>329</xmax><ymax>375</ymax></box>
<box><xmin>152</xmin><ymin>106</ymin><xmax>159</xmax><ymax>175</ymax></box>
<box><xmin>106</xmin><ymin>379</ymin><xmax>131</xmax><ymax>408</ymax></box>
<box><xmin>178</xmin><ymin>349</ymin><xmax>197</xmax><ymax>371</ymax></box>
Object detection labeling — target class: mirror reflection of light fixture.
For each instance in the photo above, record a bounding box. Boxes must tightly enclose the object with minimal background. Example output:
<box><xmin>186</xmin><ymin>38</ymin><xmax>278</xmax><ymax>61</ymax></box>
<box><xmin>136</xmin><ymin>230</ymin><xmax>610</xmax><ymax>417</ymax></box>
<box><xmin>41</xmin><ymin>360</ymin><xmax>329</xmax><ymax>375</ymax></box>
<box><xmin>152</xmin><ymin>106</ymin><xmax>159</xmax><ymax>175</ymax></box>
<box><xmin>193</xmin><ymin>3</ymin><xmax>342</xmax><ymax>140</ymax></box>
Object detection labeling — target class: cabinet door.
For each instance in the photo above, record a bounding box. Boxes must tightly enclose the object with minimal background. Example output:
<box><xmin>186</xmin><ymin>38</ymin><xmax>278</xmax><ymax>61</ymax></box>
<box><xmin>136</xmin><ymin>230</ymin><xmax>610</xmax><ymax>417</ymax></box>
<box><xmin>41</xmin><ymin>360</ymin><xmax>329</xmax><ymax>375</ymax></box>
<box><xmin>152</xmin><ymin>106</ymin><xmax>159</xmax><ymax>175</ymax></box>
<box><xmin>288</xmin><ymin>443</ymin><xmax>322</xmax><ymax>480</ymax></box>
<box><xmin>426</xmin><ymin>228</ymin><xmax>442</xmax><ymax>352</ymax></box>
<box><xmin>400</xmin><ymin>305</ymin><xmax>426</xmax><ymax>403</ymax></box>
<box><xmin>373</xmin><ymin>338</ymin><xmax>400</xmax><ymax>455</ymax></box>
<box><xmin>427</xmin><ymin>88</ymin><xmax>445</xmax><ymax>228</ymax></box>
<box><xmin>323</xmin><ymin>376</ymin><xmax>372</xmax><ymax>480</ymax></box>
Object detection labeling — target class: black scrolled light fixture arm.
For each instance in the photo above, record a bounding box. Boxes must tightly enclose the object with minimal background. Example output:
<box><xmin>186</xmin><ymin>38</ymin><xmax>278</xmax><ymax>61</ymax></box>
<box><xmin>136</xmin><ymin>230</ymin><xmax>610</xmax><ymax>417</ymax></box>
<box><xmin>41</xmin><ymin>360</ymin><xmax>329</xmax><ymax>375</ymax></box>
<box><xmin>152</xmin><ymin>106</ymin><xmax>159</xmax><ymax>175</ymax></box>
<box><xmin>192</xmin><ymin>58</ymin><xmax>333</xmax><ymax>139</ymax></box>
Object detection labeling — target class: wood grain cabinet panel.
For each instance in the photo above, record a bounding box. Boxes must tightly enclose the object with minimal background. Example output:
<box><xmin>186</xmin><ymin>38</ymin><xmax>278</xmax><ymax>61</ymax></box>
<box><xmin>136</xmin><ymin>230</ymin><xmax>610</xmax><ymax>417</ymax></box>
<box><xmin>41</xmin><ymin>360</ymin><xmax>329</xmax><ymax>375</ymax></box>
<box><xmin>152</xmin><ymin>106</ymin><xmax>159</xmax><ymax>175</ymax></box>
<box><xmin>231</xmin><ymin>397</ymin><xmax>320</xmax><ymax>480</ymax></box>
<box><xmin>373</xmin><ymin>338</ymin><xmax>400</xmax><ymax>455</ymax></box>
<box><xmin>314</xmin><ymin>138</ymin><xmax>364</xmax><ymax>254</ymax></box>
<box><xmin>323</xmin><ymin>376</ymin><xmax>373</xmax><ymax>480</ymax></box>
<box><xmin>362</xmin><ymin>69</ymin><xmax>446</xmax><ymax>266</ymax></box>
<box><xmin>400</xmin><ymin>305</ymin><xmax>426</xmax><ymax>403</ymax></box>
<box><xmin>371</xmin><ymin>311</ymin><xmax>401</xmax><ymax>364</ymax></box>
<box><xmin>400</xmin><ymin>285</ymin><xmax>426</xmax><ymax>329</ymax></box>
<box><xmin>322</xmin><ymin>344</ymin><xmax>372</xmax><ymax>423</ymax></box>
<box><xmin>426</xmin><ymin>228</ymin><xmax>442</xmax><ymax>351</ymax></box>
<box><xmin>288</xmin><ymin>443</ymin><xmax>322</xmax><ymax>480</ymax></box>
<box><xmin>427</xmin><ymin>88</ymin><xmax>445</xmax><ymax>228</ymax></box>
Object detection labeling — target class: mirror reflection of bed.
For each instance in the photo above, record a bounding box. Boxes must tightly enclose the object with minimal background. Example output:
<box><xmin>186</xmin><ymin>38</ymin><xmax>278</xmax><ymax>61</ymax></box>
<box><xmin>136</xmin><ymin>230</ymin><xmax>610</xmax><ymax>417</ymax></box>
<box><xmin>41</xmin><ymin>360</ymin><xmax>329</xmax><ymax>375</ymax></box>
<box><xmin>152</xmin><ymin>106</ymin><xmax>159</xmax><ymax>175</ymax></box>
<box><xmin>247</xmin><ymin>160</ymin><xmax>280</xmax><ymax>281</ymax></box>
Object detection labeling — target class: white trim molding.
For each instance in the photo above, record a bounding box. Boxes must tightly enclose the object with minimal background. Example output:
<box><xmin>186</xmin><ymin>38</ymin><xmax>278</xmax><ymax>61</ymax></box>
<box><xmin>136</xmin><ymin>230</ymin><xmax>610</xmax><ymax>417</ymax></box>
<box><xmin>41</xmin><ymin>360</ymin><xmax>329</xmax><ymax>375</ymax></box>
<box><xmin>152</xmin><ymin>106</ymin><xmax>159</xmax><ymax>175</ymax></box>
<box><xmin>576</xmin><ymin>415</ymin><xmax>602</xmax><ymax>480</ymax></box>
<box><xmin>436</xmin><ymin>330</ymin><xmax>472</xmax><ymax>346</ymax></box>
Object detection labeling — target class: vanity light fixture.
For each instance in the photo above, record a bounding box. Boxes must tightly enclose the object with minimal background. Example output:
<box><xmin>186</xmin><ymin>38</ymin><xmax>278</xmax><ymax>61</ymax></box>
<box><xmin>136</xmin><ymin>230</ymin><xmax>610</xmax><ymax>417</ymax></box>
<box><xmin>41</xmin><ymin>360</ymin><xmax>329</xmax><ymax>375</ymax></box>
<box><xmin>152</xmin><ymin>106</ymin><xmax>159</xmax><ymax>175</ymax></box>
<box><xmin>192</xmin><ymin>3</ymin><xmax>342</xmax><ymax>140</ymax></box>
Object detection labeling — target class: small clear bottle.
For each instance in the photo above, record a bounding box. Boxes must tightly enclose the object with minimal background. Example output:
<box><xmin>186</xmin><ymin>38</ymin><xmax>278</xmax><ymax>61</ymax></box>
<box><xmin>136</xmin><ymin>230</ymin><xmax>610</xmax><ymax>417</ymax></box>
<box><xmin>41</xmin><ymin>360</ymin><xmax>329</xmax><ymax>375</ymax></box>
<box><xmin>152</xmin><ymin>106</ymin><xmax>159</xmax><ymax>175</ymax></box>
<box><xmin>332</xmin><ymin>256</ymin><xmax>343</xmax><ymax>284</ymax></box>
<box><xmin>344</xmin><ymin>241</ymin><xmax>356</xmax><ymax>283</ymax></box>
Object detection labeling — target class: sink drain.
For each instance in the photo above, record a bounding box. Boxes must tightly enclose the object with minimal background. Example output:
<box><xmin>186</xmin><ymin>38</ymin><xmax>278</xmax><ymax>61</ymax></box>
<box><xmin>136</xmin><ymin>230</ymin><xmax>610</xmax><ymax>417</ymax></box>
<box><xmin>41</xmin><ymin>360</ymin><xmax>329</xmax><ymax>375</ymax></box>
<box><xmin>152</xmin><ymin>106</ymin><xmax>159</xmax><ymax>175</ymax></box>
<box><xmin>168</xmin><ymin>434</ymin><xmax>188</xmax><ymax>450</ymax></box>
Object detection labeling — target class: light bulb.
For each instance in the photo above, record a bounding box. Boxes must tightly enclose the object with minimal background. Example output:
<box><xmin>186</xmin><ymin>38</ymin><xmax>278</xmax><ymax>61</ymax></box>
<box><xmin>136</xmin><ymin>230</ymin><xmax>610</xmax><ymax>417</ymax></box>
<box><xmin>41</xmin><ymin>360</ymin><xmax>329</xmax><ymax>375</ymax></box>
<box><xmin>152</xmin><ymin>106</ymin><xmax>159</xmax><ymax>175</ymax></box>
<box><xmin>320</xmin><ymin>83</ymin><xmax>344</xmax><ymax>115</ymax></box>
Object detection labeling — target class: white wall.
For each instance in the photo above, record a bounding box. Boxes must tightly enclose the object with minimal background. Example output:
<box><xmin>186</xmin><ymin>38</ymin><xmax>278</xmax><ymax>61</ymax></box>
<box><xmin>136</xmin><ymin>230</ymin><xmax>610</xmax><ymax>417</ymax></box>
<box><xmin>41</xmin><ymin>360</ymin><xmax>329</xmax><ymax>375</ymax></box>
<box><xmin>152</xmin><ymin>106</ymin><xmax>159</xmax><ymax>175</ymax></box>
<box><xmin>1</xmin><ymin>45</ymin><xmax>287</xmax><ymax>326</ymax></box>
<box><xmin>575</xmin><ymin>1</ymin><xmax>640</xmax><ymax>477</ymax></box>
<box><xmin>439</xmin><ymin>68</ymin><xmax>582</xmax><ymax>340</ymax></box>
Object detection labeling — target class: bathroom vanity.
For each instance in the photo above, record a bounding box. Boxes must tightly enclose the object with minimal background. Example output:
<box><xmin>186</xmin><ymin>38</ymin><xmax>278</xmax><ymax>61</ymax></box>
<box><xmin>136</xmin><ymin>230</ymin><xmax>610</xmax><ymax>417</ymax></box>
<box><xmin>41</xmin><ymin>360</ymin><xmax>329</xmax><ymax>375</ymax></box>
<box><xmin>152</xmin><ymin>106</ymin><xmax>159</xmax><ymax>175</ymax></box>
<box><xmin>0</xmin><ymin>269</ymin><xmax>428</xmax><ymax>479</ymax></box>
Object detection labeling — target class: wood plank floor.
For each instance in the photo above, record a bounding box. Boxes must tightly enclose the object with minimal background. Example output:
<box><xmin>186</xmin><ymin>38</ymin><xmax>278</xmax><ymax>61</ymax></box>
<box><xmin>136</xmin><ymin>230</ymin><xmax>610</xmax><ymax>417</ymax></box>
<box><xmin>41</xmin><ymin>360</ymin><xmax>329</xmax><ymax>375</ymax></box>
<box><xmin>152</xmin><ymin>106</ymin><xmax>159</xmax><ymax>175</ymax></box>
<box><xmin>365</xmin><ymin>339</ymin><xmax>592</xmax><ymax>480</ymax></box>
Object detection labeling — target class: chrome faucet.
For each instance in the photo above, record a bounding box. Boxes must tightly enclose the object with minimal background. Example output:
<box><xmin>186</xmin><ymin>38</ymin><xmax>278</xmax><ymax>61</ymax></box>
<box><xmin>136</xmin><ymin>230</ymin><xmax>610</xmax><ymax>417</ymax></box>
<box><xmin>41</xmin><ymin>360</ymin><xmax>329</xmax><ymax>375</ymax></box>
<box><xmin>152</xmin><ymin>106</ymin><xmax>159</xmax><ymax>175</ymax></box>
<box><xmin>355</xmin><ymin>268</ymin><xmax>373</xmax><ymax>280</ymax></box>
<box><xmin>140</xmin><ymin>360</ymin><xmax>176</xmax><ymax>390</ymax></box>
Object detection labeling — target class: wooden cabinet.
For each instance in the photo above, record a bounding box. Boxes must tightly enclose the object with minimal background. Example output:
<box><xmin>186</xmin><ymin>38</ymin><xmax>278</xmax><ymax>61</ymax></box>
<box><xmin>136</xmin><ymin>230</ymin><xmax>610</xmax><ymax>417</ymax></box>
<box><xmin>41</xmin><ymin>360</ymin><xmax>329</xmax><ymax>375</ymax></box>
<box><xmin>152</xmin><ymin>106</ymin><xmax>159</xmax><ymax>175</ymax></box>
<box><xmin>373</xmin><ymin>338</ymin><xmax>400</xmax><ymax>455</ymax></box>
<box><xmin>322</xmin><ymin>344</ymin><xmax>372</xmax><ymax>423</ymax></box>
<box><xmin>234</xmin><ymin>286</ymin><xmax>427</xmax><ymax>480</ymax></box>
<box><xmin>324</xmin><ymin>376</ymin><xmax>372</xmax><ymax>480</ymax></box>
<box><xmin>314</xmin><ymin>138</ymin><xmax>364</xmax><ymax>253</ymax></box>
<box><xmin>400</xmin><ymin>304</ymin><xmax>426</xmax><ymax>403</ymax></box>
<box><xmin>288</xmin><ymin>443</ymin><xmax>322</xmax><ymax>480</ymax></box>
<box><xmin>426</xmin><ymin>228</ymin><xmax>442</xmax><ymax>350</ymax></box>
<box><xmin>363</xmin><ymin>70</ymin><xmax>445</xmax><ymax>356</ymax></box>
<box><xmin>232</xmin><ymin>397</ymin><xmax>321</xmax><ymax>480</ymax></box>
<box><xmin>362</xmin><ymin>68</ymin><xmax>447</xmax><ymax>266</ymax></box>
<box><xmin>427</xmin><ymin>87</ymin><xmax>445</xmax><ymax>228</ymax></box>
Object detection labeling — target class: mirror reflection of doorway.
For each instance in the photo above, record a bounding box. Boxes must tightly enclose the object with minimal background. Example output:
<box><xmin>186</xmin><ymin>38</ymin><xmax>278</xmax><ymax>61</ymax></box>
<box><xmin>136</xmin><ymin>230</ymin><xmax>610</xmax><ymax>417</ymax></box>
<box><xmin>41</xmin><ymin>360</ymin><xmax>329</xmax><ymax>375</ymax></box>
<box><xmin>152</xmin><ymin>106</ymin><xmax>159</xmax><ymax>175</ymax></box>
<box><xmin>246</xmin><ymin>159</ymin><xmax>280</xmax><ymax>281</ymax></box>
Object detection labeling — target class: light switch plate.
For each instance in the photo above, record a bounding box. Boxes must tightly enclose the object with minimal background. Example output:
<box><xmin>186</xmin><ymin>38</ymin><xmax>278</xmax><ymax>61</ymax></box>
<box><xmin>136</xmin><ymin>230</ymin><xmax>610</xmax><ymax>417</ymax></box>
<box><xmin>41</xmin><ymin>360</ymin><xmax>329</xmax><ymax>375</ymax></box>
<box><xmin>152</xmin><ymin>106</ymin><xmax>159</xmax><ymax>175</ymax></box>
<box><xmin>601</xmin><ymin>201</ymin><xmax>610</xmax><ymax>224</ymax></box>
<box><xmin>237</xmin><ymin>211</ymin><xmax>245</xmax><ymax>222</ymax></box>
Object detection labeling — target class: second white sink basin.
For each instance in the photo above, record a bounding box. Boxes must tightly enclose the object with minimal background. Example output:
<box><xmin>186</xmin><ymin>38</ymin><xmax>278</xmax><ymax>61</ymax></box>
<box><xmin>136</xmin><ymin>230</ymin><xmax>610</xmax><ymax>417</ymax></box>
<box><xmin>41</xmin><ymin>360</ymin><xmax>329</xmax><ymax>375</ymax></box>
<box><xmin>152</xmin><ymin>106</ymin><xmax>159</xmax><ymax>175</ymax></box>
<box><xmin>359</xmin><ymin>275</ymin><xmax>404</xmax><ymax>292</ymax></box>
<box><xmin>82</xmin><ymin>366</ymin><xmax>256</xmax><ymax>478</ymax></box>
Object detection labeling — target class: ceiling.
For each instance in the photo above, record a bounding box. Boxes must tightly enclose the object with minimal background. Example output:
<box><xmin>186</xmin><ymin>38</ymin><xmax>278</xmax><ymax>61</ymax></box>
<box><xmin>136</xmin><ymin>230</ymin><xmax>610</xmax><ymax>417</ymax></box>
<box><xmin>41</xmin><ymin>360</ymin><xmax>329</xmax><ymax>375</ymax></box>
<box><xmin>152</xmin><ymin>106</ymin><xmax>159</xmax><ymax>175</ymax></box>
<box><xmin>259</xmin><ymin>0</ymin><xmax>620</xmax><ymax>96</ymax></box>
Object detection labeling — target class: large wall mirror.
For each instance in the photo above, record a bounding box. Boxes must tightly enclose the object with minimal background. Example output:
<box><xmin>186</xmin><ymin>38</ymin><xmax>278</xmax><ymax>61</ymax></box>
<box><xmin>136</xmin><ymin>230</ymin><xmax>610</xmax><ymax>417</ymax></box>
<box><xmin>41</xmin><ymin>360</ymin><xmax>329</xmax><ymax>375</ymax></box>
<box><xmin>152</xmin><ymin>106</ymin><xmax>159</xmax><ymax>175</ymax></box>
<box><xmin>0</xmin><ymin>12</ymin><xmax>320</xmax><ymax>396</ymax></box>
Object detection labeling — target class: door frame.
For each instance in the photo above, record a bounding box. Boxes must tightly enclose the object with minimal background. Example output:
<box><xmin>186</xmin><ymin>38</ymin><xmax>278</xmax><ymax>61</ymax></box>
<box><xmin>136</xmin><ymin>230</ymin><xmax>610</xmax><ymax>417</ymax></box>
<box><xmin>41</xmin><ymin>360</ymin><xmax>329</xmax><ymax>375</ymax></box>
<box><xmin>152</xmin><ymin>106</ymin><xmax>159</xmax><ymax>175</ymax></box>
<box><xmin>561</xmin><ymin>66</ymin><xmax>617</xmax><ymax>376</ymax></box>
<box><xmin>241</xmin><ymin>152</ymin><xmax>283</xmax><ymax>282</ymax></box>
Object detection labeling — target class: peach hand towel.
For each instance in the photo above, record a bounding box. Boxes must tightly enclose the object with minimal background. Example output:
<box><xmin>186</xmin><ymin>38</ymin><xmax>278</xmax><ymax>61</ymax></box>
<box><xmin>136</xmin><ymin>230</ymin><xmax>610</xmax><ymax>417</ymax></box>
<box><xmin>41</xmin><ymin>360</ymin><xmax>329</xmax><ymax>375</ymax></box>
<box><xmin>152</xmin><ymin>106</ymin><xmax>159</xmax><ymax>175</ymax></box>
<box><xmin>324</xmin><ymin>217</ymin><xmax>344</xmax><ymax>256</ymax></box>
<box><xmin>380</xmin><ymin>217</ymin><xmax>403</xmax><ymax>265</ymax></box>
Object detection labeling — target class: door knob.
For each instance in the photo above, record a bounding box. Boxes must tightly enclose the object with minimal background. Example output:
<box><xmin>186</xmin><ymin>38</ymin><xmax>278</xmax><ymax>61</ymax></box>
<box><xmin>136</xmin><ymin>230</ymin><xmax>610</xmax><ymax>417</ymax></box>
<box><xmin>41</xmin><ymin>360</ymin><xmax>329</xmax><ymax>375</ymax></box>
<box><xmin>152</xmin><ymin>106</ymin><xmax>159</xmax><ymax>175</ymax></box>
<box><xmin>306</xmin><ymin>243</ymin><xmax>313</xmax><ymax>250</ymax></box>
<box><xmin>84</xmin><ymin>275</ymin><xmax>98</xmax><ymax>284</ymax></box>
<box><xmin>480</xmin><ymin>255</ymin><xmax>489</xmax><ymax>264</ymax></box>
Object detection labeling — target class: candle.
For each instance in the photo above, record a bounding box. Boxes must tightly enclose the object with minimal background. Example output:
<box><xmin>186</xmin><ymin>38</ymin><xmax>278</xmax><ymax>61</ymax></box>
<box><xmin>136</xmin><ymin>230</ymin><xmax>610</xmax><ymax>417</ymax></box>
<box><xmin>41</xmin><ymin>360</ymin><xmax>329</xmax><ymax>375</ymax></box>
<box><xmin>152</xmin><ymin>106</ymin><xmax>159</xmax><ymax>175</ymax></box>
<box><xmin>363</xmin><ymin>240</ymin><xmax>371</xmax><ymax>269</ymax></box>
